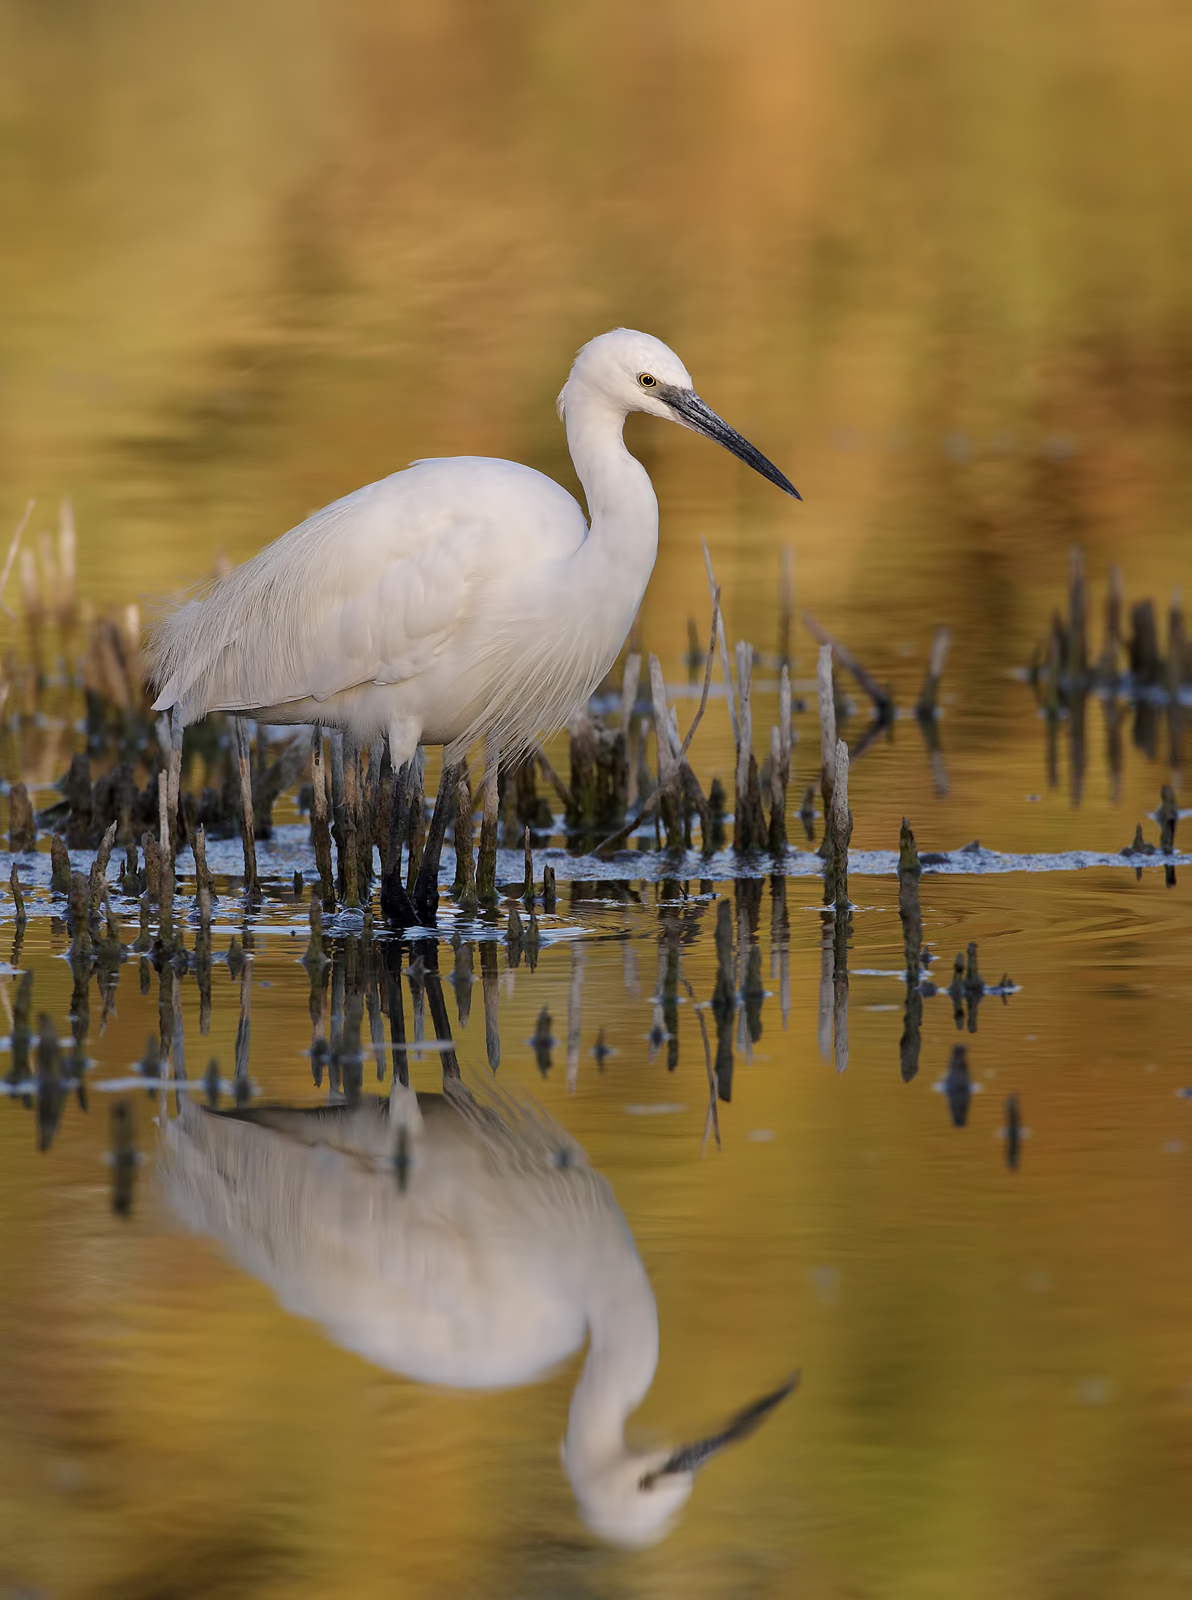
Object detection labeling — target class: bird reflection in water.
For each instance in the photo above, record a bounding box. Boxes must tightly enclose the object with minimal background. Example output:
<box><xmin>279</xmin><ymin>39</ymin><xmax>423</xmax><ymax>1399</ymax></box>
<box><xmin>161</xmin><ymin>1075</ymin><xmax>795</xmax><ymax>1547</ymax></box>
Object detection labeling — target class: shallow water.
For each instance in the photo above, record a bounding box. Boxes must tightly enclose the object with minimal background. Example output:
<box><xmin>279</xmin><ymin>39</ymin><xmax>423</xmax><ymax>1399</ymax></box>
<box><xmin>3</xmin><ymin>0</ymin><xmax>1192</xmax><ymax>1594</ymax></box>
<box><xmin>2</xmin><ymin>833</ymin><xmax>1191</xmax><ymax>1596</ymax></box>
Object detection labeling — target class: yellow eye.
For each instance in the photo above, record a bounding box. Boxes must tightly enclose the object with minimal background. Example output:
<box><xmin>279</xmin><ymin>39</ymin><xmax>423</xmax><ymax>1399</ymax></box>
<box><xmin>638</xmin><ymin>373</ymin><xmax>657</xmax><ymax>388</ymax></box>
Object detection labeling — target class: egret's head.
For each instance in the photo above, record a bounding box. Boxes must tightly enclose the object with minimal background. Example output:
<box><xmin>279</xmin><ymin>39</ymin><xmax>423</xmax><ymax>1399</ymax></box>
<box><xmin>571</xmin><ymin>1451</ymin><xmax>697</xmax><ymax>1549</ymax></box>
<box><xmin>559</xmin><ymin>328</ymin><xmax>800</xmax><ymax>499</ymax></box>
<box><xmin>566</xmin><ymin>1372</ymin><xmax>800</xmax><ymax>1549</ymax></box>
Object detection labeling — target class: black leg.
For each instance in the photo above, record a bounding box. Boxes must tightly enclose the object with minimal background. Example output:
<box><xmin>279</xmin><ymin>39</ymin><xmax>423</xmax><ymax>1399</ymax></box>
<box><xmin>423</xmin><ymin>941</ymin><xmax>460</xmax><ymax>1079</ymax></box>
<box><xmin>413</xmin><ymin>761</ymin><xmax>464</xmax><ymax>925</ymax></box>
<box><xmin>380</xmin><ymin>761</ymin><xmax>418</xmax><ymax>927</ymax></box>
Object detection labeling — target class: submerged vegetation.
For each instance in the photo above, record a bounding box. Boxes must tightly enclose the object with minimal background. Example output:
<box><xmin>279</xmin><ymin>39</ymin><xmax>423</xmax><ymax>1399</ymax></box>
<box><xmin>6</xmin><ymin>506</ymin><xmax>1183</xmax><ymax>1196</ymax></box>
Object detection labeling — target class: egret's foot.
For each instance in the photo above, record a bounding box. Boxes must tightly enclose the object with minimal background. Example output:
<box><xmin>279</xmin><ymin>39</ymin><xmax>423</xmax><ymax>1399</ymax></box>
<box><xmin>413</xmin><ymin>883</ymin><xmax>441</xmax><ymax>926</ymax></box>
<box><xmin>380</xmin><ymin>872</ymin><xmax>421</xmax><ymax>928</ymax></box>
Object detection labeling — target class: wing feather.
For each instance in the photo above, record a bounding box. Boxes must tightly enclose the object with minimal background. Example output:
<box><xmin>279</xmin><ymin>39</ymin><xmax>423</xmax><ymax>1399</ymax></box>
<box><xmin>149</xmin><ymin>459</ymin><xmax>581</xmax><ymax>722</ymax></box>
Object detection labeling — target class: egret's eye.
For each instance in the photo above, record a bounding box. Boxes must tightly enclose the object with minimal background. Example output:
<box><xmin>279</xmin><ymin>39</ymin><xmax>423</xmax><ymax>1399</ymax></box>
<box><xmin>638</xmin><ymin>373</ymin><xmax>657</xmax><ymax>389</ymax></box>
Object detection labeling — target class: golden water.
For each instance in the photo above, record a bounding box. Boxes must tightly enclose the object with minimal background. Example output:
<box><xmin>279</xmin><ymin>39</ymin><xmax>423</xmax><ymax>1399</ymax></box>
<box><xmin>2</xmin><ymin>0</ymin><xmax>1192</xmax><ymax>1594</ymax></box>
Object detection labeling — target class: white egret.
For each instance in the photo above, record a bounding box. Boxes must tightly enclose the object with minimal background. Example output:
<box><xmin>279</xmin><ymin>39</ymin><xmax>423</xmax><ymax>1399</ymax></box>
<box><xmin>161</xmin><ymin>1079</ymin><xmax>796</xmax><ymax>1547</ymax></box>
<box><xmin>149</xmin><ymin>329</ymin><xmax>798</xmax><ymax>922</ymax></box>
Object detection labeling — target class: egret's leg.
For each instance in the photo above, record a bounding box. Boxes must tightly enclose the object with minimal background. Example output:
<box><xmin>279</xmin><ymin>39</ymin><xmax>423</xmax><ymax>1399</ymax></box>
<box><xmin>380</xmin><ymin>720</ymin><xmax>421</xmax><ymax>928</ymax></box>
<box><xmin>422</xmin><ymin>940</ymin><xmax>460</xmax><ymax>1080</ymax></box>
<box><xmin>380</xmin><ymin>762</ymin><xmax>417</xmax><ymax>926</ymax></box>
<box><xmin>476</xmin><ymin>737</ymin><xmax>500</xmax><ymax>908</ymax></box>
<box><xmin>412</xmin><ymin>759</ymin><xmax>465</xmax><ymax>926</ymax></box>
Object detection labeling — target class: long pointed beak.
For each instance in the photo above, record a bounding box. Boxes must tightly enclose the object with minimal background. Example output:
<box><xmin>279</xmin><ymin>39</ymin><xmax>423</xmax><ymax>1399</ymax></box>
<box><xmin>659</xmin><ymin>388</ymin><xmax>801</xmax><ymax>500</ymax></box>
<box><xmin>638</xmin><ymin>1371</ymin><xmax>800</xmax><ymax>1489</ymax></box>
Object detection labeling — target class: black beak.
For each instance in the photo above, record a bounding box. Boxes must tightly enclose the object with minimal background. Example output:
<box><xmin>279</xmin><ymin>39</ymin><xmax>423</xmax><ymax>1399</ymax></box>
<box><xmin>659</xmin><ymin>387</ymin><xmax>801</xmax><ymax>500</ymax></box>
<box><xmin>638</xmin><ymin>1372</ymin><xmax>800</xmax><ymax>1489</ymax></box>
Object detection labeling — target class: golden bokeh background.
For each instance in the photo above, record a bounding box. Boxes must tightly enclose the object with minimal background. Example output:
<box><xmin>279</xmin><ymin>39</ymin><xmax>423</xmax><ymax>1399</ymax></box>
<box><xmin>2</xmin><ymin>0</ymin><xmax>1192</xmax><ymax>1594</ymax></box>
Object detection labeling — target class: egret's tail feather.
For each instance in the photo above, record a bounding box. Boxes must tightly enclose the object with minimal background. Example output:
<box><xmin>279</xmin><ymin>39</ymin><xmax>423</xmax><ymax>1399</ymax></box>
<box><xmin>147</xmin><ymin>591</ymin><xmax>229</xmax><ymax>722</ymax></box>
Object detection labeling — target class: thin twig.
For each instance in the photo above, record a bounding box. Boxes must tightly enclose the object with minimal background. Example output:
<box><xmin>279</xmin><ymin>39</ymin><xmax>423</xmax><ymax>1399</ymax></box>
<box><xmin>679</xmin><ymin>586</ymin><xmax>719</xmax><ymax>761</ymax></box>
<box><xmin>593</xmin><ymin>776</ymin><xmax>664</xmax><ymax>853</ymax></box>
<box><xmin>0</xmin><ymin>499</ymin><xmax>35</xmax><ymax>621</ymax></box>
<box><xmin>682</xmin><ymin>973</ymin><xmax>721</xmax><ymax>1154</ymax></box>
<box><xmin>803</xmin><ymin>611</ymin><xmax>894</xmax><ymax>719</ymax></box>
<box><xmin>533</xmin><ymin>744</ymin><xmax>574</xmax><ymax>810</ymax></box>
<box><xmin>702</xmin><ymin>540</ymin><xmax>739</xmax><ymax>746</ymax></box>
<box><xmin>847</xmin><ymin>714</ymin><xmax>891</xmax><ymax>763</ymax></box>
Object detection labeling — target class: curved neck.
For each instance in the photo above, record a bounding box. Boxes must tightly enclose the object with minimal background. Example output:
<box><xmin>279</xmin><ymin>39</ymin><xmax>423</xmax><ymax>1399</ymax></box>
<box><xmin>564</xmin><ymin>388</ymin><xmax>659</xmax><ymax>604</ymax></box>
<box><xmin>563</xmin><ymin>1251</ymin><xmax>659</xmax><ymax>1477</ymax></box>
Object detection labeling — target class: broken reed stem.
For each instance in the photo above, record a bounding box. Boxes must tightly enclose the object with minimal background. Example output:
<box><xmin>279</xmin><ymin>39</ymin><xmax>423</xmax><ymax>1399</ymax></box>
<box><xmin>768</xmin><ymin>725</ymin><xmax>787</xmax><ymax>854</ymax></box>
<box><xmin>648</xmin><ymin>653</ymin><xmax>682</xmax><ymax>850</ymax></box>
<box><xmin>233</xmin><ymin>717</ymin><xmax>260</xmax><ymax>900</ymax></box>
<box><xmin>234</xmin><ymin>949</ymin><xmax>252</xmax><ymax>1087</ymax></box>
<box><xmin>342</xmin><ymin>732</ymin><xmax>361</xmax><ymax>909</ymax></box>
<box><xmin>916</xmin><ymin>627</ymin><xmax>951</xmax><ymax>719</ymax></box>
<box><xmin>452</xmin><ymin>769</ymin><xmax>477</xmax><ymax>910</ymax></box>
<box><xmin>477</xmin><ymin>738</ymin><xmax>499</xmax><ymax>908</ymax></box>
<box><xmin>826</xmin><ymin>741</ymin><xmax>851</xmax><ymax>1072</ymax></box>
<box><xmin>329</xmin><ymin>730</ymin><xmax>347</xmax><ymax>892</ymax></box>
<box><xmin>141</xmin><ymin>830</ymin><xmax>160</xmax><ymax>904</ymax></box>
<box><xmin>817</xmin><ymin>644</ymin><xmax>836</xmax><ymax>814</ymax></box>
<box><xmin>765</xmin><ymin>663</ymin><xmax>793</xmax><ymax>856</ymax></box>
<box><xmin>832</xmin><ymin>911</ymin><xmax>849</xmax><ymax>1075</ymax></box>
<box><xmin>8</xmin><ymin>781</ymin><xmax>35</xmax><ymax>853</ymax></box>
<box><xmin>157</xmin><ymin>771</ymin><xmax>175</xmax><ymax>948</ymax></box>
<box><xmin>647</xmin><ymin>655</ymin><xmax>677</xmax><ymax>787</ymax></box>
<box><xmin>732</xmin><ymin>641</ymin><xmax>766</xmax><ymax>852</ymax></box>
<box><xmin>522</xmin><ymin>825</ymin><xmax>534</xmax><ymax>908</ymax></box>
<box><xmin>167</xmin><ymin>704</ymin><xmax>184</xmax><ymax>853</ymax></box>
<box><xmin>88</xmin><ymin>820</ymin><xmax>117</xmax><ymax>922</ymax></box>
<box><xmin>620</xmin><ymin>653</ymin><xmax>641</xmax><ymax>737</ymax></box>
<box><xmin>897</xmin><ymin>818</ymin><xmax>922</xmax><ymax>980</ymax></box>
<box><xmin>1159</xmin><ymin>784</ymin><xmax>1178</xmax><ymax>854</ymax></box>
<box><xmin>779</xmin><ymin>664</ymin><xmax>792</xmax><ymax>782</ymax></box>
<box><xmin>825</xmin><ymin>739</ymin><xmax>851</xmax><ymax>909</ymax></box>
<box><xmin>595</xmin><ymin>598</ymin><xmax>719</xmax><ymax>855</ymax></box>
<box><xmin>310</xmin><ymin>728</ymin><xmax>336</xmax><ymax>909</ymax></box>
<box><xmin>193</xmin><ymin>823</ymin><xmax>214</xmax><ymax>935</ymax></box>
<box><xmin>9</xmin><ymin>863</ymin><xmax>26</xmax><ymax>929</ymax></box>
<box><xmin>734</xmin><ymin>640</ymin><xmax>752</xmax><ymax>803</ymax></box>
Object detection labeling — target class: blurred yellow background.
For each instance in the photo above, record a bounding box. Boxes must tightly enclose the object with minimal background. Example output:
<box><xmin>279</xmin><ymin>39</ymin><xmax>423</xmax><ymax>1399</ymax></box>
<box><xmin>3</xmin><ymin>0</ymin><xmax>1190</xmax><ymax>655</ymax></box>
<box><xmin>2</xmin><ymin>1</ymin><xmax>1191</xmax><ymax>1595</ymax></box>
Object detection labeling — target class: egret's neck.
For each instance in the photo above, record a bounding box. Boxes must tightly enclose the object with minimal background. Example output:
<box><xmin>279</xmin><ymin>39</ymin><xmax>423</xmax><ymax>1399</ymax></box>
<box><xmin>562</xmin><ymin>1250</ymin><xmax>659</xmax><ymax>1479</ymax></box>
<box><xmin>564</xmin><ymin>390</ymin><xmax>659</xmax><ymax>597</ymax></box>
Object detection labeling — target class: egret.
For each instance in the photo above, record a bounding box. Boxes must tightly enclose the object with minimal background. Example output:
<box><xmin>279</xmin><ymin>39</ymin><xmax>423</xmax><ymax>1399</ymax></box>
<box><xmin>149</xmin><ymin>329</ymin><xmax>799</xmax><ymax>922</ymax></box>
<box><xmin>161</xmin><ymin>1077</ymin><xmax>797</xmax><ymax>1546</ymax></box>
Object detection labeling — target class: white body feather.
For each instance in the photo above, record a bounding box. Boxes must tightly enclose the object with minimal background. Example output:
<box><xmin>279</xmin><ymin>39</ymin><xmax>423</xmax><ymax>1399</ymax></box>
<box><xmin>161</xmin><ymin>1085</ymin><xmax>650</xmax><ymax>1390</ymax></box>
<box><xmin>159</xmin><ymin>1082</ymin><xmax>695</xmax><ymax>1545</ymax></box>
<box><xmin>148</xmin><ymin>330</ymin><xmax>696</xmax><ymax>768</ymax></box>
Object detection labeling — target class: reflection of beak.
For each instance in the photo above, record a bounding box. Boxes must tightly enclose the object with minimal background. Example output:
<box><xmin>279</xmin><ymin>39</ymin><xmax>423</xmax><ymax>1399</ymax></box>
<box><xmin>659</xmin><ymin>387</ymin><xmax>801</xmax><ymax>499</ymax></box>
<box><xmin>638</xmin><ymin>1371</ymin><xmax>800</xmax><ymax>1489</ymax></box>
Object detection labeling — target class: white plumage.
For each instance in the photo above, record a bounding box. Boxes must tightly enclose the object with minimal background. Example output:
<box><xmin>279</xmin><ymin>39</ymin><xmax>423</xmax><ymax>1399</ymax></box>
<box><xmin>149</xmin><ymin>328</ymin><xmax>797</xmax><ymax>773</ymax></box>
<box><xmin>160</xmin><ymin>1076</ymin><xmax>794</xmax><ymax>1547</ymax></box>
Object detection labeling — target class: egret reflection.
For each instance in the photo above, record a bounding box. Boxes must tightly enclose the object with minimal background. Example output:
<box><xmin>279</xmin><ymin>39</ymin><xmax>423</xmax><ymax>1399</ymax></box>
<box><xmin>161</xmin><ymin>1077</ymin><xmax>793</xmax><ymax>1547</ymax></box>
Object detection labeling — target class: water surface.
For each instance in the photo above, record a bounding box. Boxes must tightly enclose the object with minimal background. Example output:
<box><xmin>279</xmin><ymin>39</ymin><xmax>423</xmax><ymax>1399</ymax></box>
<box><xmin>2</xmin><ymin>0</ymin><xmax>1192</xmax><ymax>1594</ymax></box>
